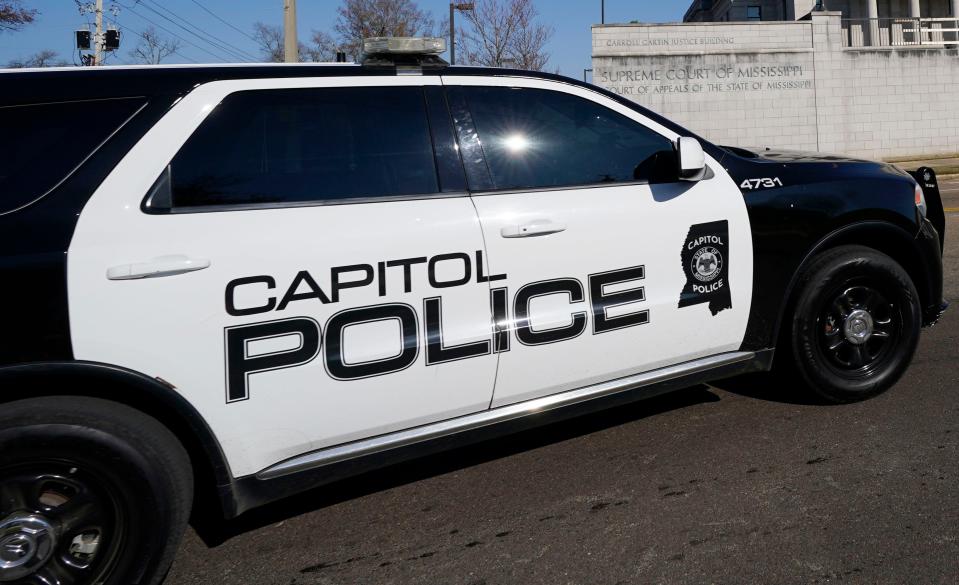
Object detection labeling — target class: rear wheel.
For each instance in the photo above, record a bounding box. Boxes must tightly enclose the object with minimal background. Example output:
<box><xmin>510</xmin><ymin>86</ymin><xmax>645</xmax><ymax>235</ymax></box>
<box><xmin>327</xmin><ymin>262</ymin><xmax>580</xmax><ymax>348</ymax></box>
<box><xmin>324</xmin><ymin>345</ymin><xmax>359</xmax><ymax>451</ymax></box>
<box><xmin>788</xmin><ymin>245</ymin><xmax>922</xmax><ymax>403</ymax></box>
<box><xmin>0</xmin><ymin>396</ymin><xmax>192</xmax><ymax>584</ymax></box>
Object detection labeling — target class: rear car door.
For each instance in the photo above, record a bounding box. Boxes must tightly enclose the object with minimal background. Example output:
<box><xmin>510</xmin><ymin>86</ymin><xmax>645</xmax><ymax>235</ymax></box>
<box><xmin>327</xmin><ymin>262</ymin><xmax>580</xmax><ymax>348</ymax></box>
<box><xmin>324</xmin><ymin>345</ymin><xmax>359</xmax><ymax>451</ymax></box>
<box><xmin>443</xmin><ymin>76</ymin><xmax>754</xmax><ymax>407</ymax></box>
<box><xmin>67</xmin><ymin>76</ymin><xmax>497</xmax><ymax>478</ymax></box>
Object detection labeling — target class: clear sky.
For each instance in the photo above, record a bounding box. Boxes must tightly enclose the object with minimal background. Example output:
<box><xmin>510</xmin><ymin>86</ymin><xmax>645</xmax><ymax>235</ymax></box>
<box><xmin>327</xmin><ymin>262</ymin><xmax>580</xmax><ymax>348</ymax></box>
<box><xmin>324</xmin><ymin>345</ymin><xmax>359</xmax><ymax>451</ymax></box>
<box><xmin>0</xmin><ymin>1</ymin><xmax>687</xmax><ymax>76</ymax></box>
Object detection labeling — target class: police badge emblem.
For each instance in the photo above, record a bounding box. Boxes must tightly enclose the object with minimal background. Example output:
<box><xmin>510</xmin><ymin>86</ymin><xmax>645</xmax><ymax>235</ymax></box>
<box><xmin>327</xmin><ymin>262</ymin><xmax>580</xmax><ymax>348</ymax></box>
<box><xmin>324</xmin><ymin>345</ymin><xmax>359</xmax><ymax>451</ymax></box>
<box><xmin>679</xmin><ymin>220</ymin><xmax>731</xmax><ymax>315</ymax></box>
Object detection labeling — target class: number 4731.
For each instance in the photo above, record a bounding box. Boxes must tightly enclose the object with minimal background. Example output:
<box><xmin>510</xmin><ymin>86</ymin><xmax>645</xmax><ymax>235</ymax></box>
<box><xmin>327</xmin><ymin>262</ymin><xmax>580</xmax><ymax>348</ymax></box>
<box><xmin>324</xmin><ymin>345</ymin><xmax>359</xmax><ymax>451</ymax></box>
<box><xmin>741</xmin><ymin>177</ymin><xmax>783</xmax><ymax>190</ymax></box>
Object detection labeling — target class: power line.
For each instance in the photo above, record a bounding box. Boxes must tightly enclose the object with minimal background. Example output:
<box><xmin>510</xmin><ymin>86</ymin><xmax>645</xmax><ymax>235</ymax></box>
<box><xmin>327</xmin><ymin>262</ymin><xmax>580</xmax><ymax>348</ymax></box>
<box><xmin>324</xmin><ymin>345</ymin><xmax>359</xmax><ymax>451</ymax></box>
<box><xmin>116</xmin><ymin>2</ymin><xmax>230</xmax><ymax>62</ymax></box>
<box><xmin>127</xmin><ymin>0</ymin><xmax>242</xmax><ymax>61</ymax></box>
<box><xmin>140</xmin><ymin>0</ymin><xmax>259</xmax><ymax>61</ymax></box>
<box><xmin>114</xmin><ymin>17</ymin><xmax>199</xmax><ymax>64</ymax></box>
<box><xmin>189</xmin><ymin>0</ymin><xmax>259</xmax><ymax>43</ymax></box>
<box><xmin>137</xmin><ymin>0</ymin><xmax>259</xmax><ymax>62</ymax></box>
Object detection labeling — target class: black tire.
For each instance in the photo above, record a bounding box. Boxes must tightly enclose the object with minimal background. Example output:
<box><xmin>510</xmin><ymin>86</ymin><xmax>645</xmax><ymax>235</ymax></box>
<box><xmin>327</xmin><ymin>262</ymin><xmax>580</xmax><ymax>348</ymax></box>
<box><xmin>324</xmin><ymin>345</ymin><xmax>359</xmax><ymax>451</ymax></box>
<box><xmin>0</xmin><ymin>396</ymin><xmax>192</xmax><ymax>585</ymax></box>
<box><xmin>787</xmin><ymin>245</ymin><xmax>922</xmax><ymax>403</ymax></box>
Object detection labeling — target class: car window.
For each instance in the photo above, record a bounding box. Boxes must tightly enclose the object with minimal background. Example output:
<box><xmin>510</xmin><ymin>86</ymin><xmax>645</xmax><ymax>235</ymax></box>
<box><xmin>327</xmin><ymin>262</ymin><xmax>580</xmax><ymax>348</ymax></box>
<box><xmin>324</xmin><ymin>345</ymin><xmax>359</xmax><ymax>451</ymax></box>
<box><xmin>167</xmin><ymin>87</ymin><xmax>439</xmax><ymax>209</ymax></box>
<box><xmin>0</xmin><ymin>98</ymin><xmax>144</xmax><ymax>215</ymax></box>
<box><xmin>463</xmin><ymin>86</ymin><xmax>676</xmax><ymax>191</ymax></box>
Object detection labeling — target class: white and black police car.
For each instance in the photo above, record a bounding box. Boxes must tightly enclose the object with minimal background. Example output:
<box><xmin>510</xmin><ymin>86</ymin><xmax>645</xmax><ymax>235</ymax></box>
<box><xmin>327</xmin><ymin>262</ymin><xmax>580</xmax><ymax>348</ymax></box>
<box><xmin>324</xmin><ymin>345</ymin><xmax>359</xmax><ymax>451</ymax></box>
<box><xmin>0</xmin><ymin>37</ymin><xmax>947</xmax><ymax>583</ymax></box>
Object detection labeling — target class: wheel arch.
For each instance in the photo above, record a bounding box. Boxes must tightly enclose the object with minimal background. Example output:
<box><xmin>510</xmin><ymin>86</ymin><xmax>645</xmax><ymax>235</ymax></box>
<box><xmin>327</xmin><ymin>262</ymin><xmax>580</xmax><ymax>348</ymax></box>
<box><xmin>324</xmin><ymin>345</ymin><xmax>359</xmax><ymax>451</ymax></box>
<box><xmin>771</xmin><ymin>220</ymin><xmax>930</xmax><ymax>352</ymax></box>
<box><xmin>0</xmin><ymin>361</ymin><xmax>240</xmax><ymax>520</ymax></box>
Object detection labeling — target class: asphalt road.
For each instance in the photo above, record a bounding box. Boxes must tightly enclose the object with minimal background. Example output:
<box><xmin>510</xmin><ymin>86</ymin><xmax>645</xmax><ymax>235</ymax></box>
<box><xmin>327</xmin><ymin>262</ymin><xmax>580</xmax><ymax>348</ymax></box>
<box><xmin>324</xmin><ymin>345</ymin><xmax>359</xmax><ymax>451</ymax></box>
<box><xmin>939</xmin><ymin>175</ymin><xmax>959</xmax><ymax>211</ymax></box>
<box><xmin>167</xmin><ymin>210</ymin><xmax>959</xmax><ymax>585</ymax></box>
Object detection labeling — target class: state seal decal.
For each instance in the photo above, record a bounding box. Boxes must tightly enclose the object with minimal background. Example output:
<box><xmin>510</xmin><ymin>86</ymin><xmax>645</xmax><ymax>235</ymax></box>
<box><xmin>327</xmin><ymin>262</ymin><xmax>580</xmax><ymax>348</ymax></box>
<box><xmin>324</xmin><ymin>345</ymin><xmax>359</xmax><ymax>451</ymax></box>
<box><xmin>679</xmin><ymin>220</ymin><xmax>732</xmax><ymax>316</ymax></box>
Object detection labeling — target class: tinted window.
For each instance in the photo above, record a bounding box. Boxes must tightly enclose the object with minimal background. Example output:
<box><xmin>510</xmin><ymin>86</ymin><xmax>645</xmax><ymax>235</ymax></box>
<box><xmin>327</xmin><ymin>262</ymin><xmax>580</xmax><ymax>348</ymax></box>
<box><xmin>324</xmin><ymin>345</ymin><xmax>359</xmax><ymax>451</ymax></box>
<box><xmin>0</xmin><ymin>98</ymin><xmax>143</xmax><ymax>214</ymax></box>
<box><xmin>168</xmin><ymin>87</ymin><xmax>439</xmax><ymax>209</ymax></box>
<box><xmin>463</xmin><ymin>86</ymin><xmax>675</xmax><ymax>191</ymax></box>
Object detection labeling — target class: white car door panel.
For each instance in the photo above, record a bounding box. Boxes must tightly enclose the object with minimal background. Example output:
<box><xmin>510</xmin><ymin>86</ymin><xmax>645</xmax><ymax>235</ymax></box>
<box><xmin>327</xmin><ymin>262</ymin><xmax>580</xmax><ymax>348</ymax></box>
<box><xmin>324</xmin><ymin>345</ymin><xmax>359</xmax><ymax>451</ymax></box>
<box><xmin>68</xmin><ymin>77</ymin><xmax>497</xmax><ymax>477</ymax></box>
<box><xmin>442</xmin><ymin>76</ymin><xmax>754</xmax><ymax>407</ymax></box>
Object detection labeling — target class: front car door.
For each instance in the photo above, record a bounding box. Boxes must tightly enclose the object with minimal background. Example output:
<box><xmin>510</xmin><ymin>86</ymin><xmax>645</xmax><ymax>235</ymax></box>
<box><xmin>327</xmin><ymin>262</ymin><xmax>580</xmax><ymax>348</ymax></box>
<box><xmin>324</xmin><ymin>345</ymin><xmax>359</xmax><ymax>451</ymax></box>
<box><xmin>442</xmin><ymin>76</ymin><xmax>754</xmax><ymax>407</ymax></box>
<box><xmin>67</xmin><ymin>76</ymin><xmax>497</xmax><ymax>478</ymax></box>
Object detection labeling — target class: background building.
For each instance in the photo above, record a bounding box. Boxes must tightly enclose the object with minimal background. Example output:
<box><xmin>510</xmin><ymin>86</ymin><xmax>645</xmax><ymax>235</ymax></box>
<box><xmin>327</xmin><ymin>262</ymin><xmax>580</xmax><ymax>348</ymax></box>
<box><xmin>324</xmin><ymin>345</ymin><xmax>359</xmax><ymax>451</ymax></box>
<box><xmin>685</xmin><ymin>0</ymin><xmax>958</xmax><ymax>23</ymax></box>
<box><xmin>685</xmin><ymin>0</ymin><xmax>819</xmax><ymax>22</ymax></box>
<box><xmin>593</xmin><ymin>10</ymin><xmax>959</xmax><ymax>159</ymax></box>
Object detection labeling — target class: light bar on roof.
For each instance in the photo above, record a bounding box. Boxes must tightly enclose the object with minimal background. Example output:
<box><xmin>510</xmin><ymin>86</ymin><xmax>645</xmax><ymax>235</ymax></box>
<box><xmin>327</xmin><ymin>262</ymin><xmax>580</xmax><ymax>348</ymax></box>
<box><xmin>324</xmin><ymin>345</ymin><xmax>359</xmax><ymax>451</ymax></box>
<box><xmin>363</xmin><ymin>37</ymin><xmax>447</xmax><ymax>55</ymax></box>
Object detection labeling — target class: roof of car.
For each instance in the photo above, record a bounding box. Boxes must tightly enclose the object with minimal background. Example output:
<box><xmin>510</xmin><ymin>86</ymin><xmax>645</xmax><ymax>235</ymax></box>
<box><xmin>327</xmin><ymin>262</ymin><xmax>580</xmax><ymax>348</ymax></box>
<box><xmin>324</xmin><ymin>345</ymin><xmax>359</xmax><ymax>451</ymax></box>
<box><xmin>0</xmin><ymin>62</ymin><xmax>703</xmax><ymax>153</ymax></box>
<box><xmin>0</xmin><ymin>63</ymin><xmax>575</xmax><ymax>106</ymax></box>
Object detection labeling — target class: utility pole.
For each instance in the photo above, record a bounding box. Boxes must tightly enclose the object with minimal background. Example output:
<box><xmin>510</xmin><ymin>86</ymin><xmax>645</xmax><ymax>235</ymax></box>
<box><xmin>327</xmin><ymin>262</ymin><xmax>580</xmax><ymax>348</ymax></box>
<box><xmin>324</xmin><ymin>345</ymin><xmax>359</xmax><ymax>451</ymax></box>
<box><xmin>449</xmin><ymin>3</ymin><xmax>474</xmax><ymax>65</ymax></box>
<box><xmin>94</xmin><ymin>0</ymin><xmax>104</xmax><ymax>66</ymax></box>
<box><xmin>601</xmin><ymin>0</ymin><xmax>605</xmax><ymax>24</ymax></box>
<box><xmin>284</xmin><ymin>0</ymin><xmax>298</xmax><ymax>63</ymax></box>
<box><xmin>450</xmin><ymin>2</ymin><xmax>456</xmax><ymax>65</ymax></box>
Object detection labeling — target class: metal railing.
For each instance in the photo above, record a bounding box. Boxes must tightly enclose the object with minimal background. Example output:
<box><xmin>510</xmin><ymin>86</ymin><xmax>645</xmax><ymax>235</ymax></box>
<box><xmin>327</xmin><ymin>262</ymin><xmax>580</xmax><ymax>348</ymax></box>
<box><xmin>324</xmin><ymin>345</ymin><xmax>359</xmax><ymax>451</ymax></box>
<box><xmin>842</xmin><ymin>17</ymin><xmax>959</xmax><ymax>48</ymax></box>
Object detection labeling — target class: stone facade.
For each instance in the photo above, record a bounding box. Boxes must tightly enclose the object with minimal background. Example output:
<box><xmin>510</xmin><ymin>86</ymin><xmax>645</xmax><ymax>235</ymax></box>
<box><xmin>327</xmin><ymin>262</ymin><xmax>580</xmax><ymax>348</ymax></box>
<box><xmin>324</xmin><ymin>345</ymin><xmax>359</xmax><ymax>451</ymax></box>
<box><xmin>592</xmin><ymin>12</ymin><xmax>959</xmax><ymax>159</ymax></box>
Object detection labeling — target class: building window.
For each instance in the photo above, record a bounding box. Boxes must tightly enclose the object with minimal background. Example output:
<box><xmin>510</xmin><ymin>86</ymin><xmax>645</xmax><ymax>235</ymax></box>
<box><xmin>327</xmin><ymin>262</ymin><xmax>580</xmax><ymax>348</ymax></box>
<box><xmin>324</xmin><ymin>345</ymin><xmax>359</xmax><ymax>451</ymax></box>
<box><xmin>746</xmin><ymin>6</ymin><xmax>762</xmax><ymax>20</ymax></box>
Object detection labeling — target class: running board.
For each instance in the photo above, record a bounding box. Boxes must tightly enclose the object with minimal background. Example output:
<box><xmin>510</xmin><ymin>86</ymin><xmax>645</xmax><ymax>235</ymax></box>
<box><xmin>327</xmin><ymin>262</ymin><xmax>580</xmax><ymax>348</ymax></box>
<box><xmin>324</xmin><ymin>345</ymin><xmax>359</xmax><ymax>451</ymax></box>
<box><xmin>256</xmin><ymin>351</ymin><xmax>756</xmax><ymax>481</ymax></box>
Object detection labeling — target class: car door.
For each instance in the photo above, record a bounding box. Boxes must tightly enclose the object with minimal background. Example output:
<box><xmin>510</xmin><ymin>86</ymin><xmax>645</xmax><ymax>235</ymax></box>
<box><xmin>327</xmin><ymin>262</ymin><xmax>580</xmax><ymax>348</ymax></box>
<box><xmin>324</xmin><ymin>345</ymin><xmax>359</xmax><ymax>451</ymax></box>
<box><xmin>67</xmin><ymin>76</ymin><xmax>497</xmax><ymax>478</ymax></box>
<box><xmin>442</xmin><ymin>76</ymin><xmax>754</xmax><ymax>407</ymax></box>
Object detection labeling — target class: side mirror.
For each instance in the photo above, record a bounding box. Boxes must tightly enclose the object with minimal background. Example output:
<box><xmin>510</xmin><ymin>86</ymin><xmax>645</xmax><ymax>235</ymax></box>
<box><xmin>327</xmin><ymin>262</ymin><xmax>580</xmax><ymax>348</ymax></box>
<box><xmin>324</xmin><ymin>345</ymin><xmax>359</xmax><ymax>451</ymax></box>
<box><xmin>677</xmin><ymin>137</ymin><xmax>706</xmax><ymax>182</ymax></box>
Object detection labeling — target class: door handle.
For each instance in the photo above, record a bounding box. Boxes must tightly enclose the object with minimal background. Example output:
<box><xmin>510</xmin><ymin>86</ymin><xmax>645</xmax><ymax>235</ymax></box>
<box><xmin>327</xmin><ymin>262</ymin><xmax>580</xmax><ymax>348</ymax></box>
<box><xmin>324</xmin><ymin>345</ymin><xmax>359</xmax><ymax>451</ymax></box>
<box><xmin>107</xmin><ymin>255</ymin><xmax>211</xmax><ymax>280</ymax></box>
<box><xmin>500</xmin><ymin>220</ymin><xmax>567</xmax><ymax>239</ymax></box>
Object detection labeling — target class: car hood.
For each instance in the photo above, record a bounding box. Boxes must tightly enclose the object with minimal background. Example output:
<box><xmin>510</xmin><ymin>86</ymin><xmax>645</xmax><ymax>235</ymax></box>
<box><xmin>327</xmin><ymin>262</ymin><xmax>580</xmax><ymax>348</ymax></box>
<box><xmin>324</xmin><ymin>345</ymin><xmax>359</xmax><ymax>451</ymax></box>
<box><xmin>721</xmin><ymin>145</ymin><xmax>875</xmax><ymax>164</ymax></box>
<box><xmin>720</xmin><ymin>145</ymin><xmax>913</xmax><ymax>179</ymax></box>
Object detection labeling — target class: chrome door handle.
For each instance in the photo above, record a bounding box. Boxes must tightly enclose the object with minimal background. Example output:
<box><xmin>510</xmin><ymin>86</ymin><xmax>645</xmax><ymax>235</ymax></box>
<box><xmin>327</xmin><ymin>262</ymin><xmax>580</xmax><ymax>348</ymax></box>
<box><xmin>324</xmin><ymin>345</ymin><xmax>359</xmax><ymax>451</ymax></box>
<box><xmin>500</xmin><ymin>220</ymin><xmax>567</xmax><ymax>238</ymax></box>
<box><xmin>107</xmin><ymin>255</ymin><xmax>211</xmax><ymax>280</ymax></box>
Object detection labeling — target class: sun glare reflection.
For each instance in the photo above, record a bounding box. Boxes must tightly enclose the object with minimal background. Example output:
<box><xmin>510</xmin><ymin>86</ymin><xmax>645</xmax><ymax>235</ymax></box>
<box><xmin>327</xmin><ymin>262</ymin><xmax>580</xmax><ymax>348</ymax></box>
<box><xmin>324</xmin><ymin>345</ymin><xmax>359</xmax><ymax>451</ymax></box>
<box><xmin>502</xmin><ymin>134</ymin><xmax>530</xmax><ymax>153</ymax></box>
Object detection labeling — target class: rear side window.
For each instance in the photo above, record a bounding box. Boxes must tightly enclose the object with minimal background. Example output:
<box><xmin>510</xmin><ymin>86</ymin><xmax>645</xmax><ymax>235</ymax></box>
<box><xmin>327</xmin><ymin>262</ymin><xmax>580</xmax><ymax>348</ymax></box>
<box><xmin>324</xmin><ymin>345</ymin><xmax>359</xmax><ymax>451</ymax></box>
<box><xmin>0</xmin><ymin>98</ymin><xmax>144</xmax><ymax>214</ymax></box>
<box><xmin>165</xmin><ymin>87</ymin><xmax>439</xmax><ymax>210</ymax></box>
<box><xmin>463</xmin><ymin>86</ymin><xmax>675</xmax><ymax>191</ymax></box>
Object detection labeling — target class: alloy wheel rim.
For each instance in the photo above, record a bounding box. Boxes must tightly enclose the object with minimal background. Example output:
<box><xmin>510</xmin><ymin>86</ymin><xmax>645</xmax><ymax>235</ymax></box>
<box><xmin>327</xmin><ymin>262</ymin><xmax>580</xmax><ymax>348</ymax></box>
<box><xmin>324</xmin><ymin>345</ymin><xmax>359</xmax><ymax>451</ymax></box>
<box><xmin>818</xmin><ymin>284</ymin><xmax>900</xmax><ymax>375</ymax></box>
<box><xmin>0</xmin><ymin>461</ymin><xmax>123</xmax><ymax>584</ymax></box>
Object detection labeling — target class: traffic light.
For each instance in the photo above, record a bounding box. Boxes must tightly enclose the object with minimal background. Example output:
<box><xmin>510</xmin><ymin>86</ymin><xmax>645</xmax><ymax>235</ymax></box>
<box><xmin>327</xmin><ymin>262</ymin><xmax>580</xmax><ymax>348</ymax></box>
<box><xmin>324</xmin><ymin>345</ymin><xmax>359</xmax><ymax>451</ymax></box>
<box><xmin>104</xmin><ymin>29</ymin><xmax>120</xmax><ymax>51</ymax></box>
<box><xmin>76</xmin><ymin>30</ymin><xmax>91</xmax><ymax>50</ymax></box>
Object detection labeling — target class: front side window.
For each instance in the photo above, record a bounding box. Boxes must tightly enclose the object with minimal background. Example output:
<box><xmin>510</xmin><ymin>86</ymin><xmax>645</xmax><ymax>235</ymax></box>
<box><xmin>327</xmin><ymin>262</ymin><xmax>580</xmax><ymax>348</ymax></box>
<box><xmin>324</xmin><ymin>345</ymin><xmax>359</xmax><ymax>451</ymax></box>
<box><xmin>463</xmin><ymin>86</ymin><xmax>675</xmax><ymax>192</ymax></box>
<box><xmin>746</xmin><ymin>6</ymin><xmax>762</xmax><ymax>20</ymax></box>
<box><xmin>166</xmin><ymin>87</ymin><xmax>439</xmax><ymax>209</ymax></box>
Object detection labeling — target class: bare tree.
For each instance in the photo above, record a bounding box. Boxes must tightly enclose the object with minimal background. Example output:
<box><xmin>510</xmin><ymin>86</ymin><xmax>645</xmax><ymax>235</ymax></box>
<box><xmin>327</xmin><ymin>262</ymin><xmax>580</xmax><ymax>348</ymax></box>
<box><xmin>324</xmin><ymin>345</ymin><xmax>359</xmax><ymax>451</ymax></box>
<box><xmin>0</xmin><ymin>0</ymin><xmax>36</xmax><ymax>32</ymax></box>
<box><xmin>252</xmin><ymin>22</ymin><xmax>339</xmax><ymax>63</ymax></box>
<box><xmin>301</xmin><ymin>30</ymin><xmax>338</xmax><ymax>62</ymax></box>
<box><xmin>334</xmin><ymin>0</ymin><xmax>434</xmax><ymax>60</ymax></box>
<box><xmin>458</xmin><ymin>0</ymin><xmax>553</xmax><ymax>70</ymax></box>
<box><xmin>129</xmin><ymin>26</ymin><xmax>181</xmax><ymax>64</ymax></box>
<box><xmin>7</xmin><ymin>49</ymin><xmax>66</xmax><ymax>68</ymax></box>
<box><xmin>252</xmin><ymin>21</ymin><xmax>284</xmax><ymax>62</ymax></box>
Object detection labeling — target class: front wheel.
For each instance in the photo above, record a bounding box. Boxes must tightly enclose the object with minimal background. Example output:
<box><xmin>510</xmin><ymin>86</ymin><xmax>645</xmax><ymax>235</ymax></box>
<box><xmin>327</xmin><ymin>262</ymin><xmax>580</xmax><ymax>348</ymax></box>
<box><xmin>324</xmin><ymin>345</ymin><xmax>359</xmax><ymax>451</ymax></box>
<box><xmin>788</xmin><ymin>245</ymin><xmax>922</xmax><ymax>403</ymax></box>
<box><xmin>0</xmin><ymin>396</ymin><xmax>192</xmax><ymax>584</ymax></box>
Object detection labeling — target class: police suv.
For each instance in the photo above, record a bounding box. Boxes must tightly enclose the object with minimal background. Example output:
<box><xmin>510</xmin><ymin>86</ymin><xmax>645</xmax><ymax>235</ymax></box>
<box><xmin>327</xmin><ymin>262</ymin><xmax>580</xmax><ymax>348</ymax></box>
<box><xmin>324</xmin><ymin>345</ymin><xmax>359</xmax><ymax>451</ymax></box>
<box><xmin>0</xmin><ymin>37</ymin><xmax>947</xmax><ymax>584</ymax></box>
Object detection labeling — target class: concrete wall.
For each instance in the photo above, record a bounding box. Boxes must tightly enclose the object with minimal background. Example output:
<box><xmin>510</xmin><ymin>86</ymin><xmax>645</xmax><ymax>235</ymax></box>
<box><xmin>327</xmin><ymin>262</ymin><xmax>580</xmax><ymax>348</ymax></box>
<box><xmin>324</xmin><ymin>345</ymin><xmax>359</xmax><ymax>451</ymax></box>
<box><xmin>592</xmin><ymin>12</ymin><xmax>959</xmax><ymax>159</ymax></box>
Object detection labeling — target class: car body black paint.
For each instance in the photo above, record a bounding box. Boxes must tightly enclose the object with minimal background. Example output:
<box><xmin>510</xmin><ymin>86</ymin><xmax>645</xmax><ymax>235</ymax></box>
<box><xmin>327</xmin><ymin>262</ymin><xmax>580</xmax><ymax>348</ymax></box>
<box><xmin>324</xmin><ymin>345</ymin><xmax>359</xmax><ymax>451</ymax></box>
<box><xmin>909</xmin><ymin>166</ymin><xmax>946</xmax><ymax>251</ymax></box>
<box><xmin>0</xmin><ymin>95</ymin><xmax>180</xmax><ymax>366</ymax></box>
<box><xmin>424</xmin><ymin>85</ymin><xmax>469</xmax><ymax>193</ymax></box>
<box><xmin>719</xmin><ymin>147</ymin><xmax>943</xmax><ymax>349</ymax></box>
